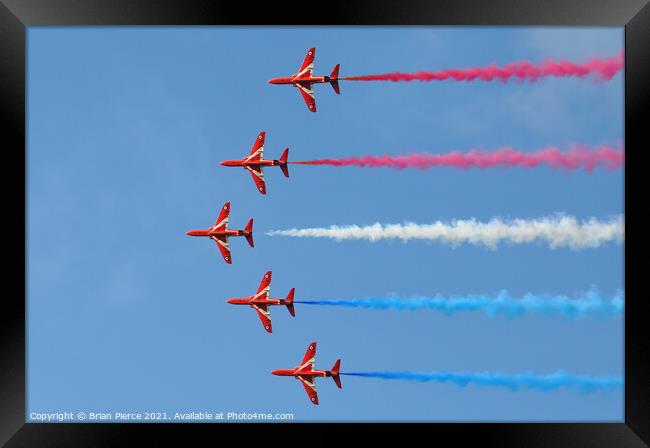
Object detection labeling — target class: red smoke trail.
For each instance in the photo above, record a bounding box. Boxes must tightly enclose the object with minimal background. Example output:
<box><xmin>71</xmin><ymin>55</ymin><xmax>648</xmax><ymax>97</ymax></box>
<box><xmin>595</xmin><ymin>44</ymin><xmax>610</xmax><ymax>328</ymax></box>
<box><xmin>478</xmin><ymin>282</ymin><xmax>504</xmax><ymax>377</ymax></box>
<box><xmin>290</xmin><ymin>145</ymin><xmax>624</xmax><ymax>171</ymax></box>
<box><xmin>340</xmin><ymin>52</ymin><xmax>623</xmax><ymax>83</ymax></box>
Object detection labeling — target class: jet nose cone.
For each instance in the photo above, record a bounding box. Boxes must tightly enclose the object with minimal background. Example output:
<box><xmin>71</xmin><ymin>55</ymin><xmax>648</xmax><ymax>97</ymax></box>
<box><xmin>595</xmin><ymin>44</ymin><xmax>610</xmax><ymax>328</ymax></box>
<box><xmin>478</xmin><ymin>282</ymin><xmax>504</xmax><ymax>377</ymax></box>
<box><xmin>185</xmin><ymin>231</ymin><xmax>191</xmax><ymax>236</ymax></box>
<box><xmin>271</xmin><ymin>370</ymin><xmax>281</xmax><ymax>376</ymax></box>
<box><xmin>226</xmin><ymin>298</ymin><xmax>235</xmax><ymax>304</ymax></box>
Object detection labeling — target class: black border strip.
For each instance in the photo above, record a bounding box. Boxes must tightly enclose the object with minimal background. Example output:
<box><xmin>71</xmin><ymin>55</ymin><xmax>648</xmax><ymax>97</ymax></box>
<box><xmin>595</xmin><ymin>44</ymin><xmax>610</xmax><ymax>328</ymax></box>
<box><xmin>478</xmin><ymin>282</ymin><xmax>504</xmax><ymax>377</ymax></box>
<box><xmin>2</xmin><ymin>0</ymin><xmax>648</xmax><ymax>446</ymax></box>
<box><xmin>1</xmin><ymin>0</ymin><xmax>27</xmax><ymax>446</ymax></box>
<box><xmin>0</xmin><ymin>0</ymin><xmax>648</xmax><ymax>25</ymax></box>
<box><xmin>623</xmin><ymin>0</ymin><xmax>650</xmax><ymax>445</ymax></box>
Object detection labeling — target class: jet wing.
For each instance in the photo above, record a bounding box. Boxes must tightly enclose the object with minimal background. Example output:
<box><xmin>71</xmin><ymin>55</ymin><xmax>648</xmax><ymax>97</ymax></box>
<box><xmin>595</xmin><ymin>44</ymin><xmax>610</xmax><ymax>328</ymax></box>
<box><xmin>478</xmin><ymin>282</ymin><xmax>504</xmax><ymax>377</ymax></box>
<box><xmin>296</xmin><ymin>342</ymin><xmax>316</xmax><ymax>373</ymax></box>
<box><xmin>294</xmin><ymin>47</ymin><xmax>315</xmax><ymax>79</ymax></box>
<box><xmin>255</xmin><ymin>271</ymin><xmax>272</xmax><ymax>297</ymax></box>
<box><xmin>212</xmin><ymin>202</ymin><xmax>230</xmax><ymax>231</ymax></box>
<box><xmin>294</xmin><ymin>82</ymin><xmax>316</xmax><ymax>112</ymax></box>
<box><xmin>245</xmin><ymin>165</ymin><xmax>267</xmax><ymax>195</ymax></box>
<box><xmin>244</xmin><ymin>131</ymin><xmax>265</xmax><ymax>163</ymax></box>
<box><xmin>252</xmin><ymin>303</ymin><xmax>272</xmax><ymax>333</ymax></box>
<box><xmin>297</xmin><ymin>375</ymin><xmax>319</xmax><ymax>405</ymax></box>
<box><xmin>211</xmin><ymin>235</ymin><xmax>232</xmax><ymax>264</ymax></box>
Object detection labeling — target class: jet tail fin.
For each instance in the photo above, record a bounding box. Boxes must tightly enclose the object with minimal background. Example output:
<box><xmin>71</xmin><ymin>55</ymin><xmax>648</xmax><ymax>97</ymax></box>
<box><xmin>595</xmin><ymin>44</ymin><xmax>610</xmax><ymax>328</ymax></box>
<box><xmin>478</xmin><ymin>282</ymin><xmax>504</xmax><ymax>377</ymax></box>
<box><xmin>330</xmin><ymin>64</ymin><xmax>340</xmax><ymax>94</ymax></box>
<box><xmin>330</xmin><ymin>64</ymin><xmax>339</xmax><ymax>79</ymax></box>
<box><xmin>244</xmin><ymin>219</ymin><xmax>254</xmax><ymax>247</ymax></box>
<box><xmin>285</xmin><ymin>287</ymin><xmax>295</xmax><ymax>316</ymax></box>
<box><xmin>279</xmin><ymin>148</ymin><xmax>290</xmax><ymax>177</ymax></box>
<box><xmin>331</xmin><ymin>359</ymin><xmax>342</xmax><ymax>388</ymax></box>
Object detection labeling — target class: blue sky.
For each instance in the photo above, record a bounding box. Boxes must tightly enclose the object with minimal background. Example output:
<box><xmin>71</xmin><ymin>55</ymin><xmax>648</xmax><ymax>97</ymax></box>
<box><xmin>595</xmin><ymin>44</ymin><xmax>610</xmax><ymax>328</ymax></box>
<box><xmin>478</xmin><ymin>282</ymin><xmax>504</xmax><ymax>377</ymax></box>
<box><xmin>27</xmin><ymin>27</ymin><xmax>623</xmax><ymax>422</ymax></box>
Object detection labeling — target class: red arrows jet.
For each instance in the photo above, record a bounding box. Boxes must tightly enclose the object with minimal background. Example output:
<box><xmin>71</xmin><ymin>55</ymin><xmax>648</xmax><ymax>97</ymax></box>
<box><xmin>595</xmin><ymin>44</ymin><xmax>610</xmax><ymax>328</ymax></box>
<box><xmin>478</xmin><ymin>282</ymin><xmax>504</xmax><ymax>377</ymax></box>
<box><xmin>272</xmin><ymin>342</ymin><xmax>342</xmax><ymax>405</ymax></box>
<box><xmin>226</xmin><ymin>271</ymin><xmax>295</xmax><ymax>333</ymax></box>
<box><xmin>185</xmin><ymin>202</ymin><xmax>253</xmax><ymax>264</ymax></box>
<box><xmin>219</xmin><ymin>131</ymin><xmax>289</xmax><ymax>195</ymax></box>
<box><xmin>268</xmin><ymin>47</ymin><xmax>340</xmax><ymax>112</ymax></box>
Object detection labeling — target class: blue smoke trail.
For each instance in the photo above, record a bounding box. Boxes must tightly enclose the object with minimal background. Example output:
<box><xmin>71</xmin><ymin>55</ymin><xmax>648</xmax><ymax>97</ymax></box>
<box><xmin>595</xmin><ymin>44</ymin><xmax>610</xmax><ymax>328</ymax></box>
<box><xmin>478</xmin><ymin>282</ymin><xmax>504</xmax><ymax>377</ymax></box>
<box><xmin>295</xmin><ymin>289</ymin><xmax>623</xmax><ymax>318</ymax></box>
<box><xmin>341</xmin><ymin>371</ymin><xmax>623</xmax><ymax>392</ymax></box>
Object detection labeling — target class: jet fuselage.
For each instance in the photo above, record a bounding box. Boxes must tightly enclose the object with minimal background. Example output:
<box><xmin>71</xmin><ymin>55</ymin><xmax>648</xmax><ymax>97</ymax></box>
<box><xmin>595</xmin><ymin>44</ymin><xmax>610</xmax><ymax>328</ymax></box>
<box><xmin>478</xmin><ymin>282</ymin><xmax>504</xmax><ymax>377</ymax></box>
<box><xmin>268</xmin><ymin>75</ymin><xmax>332</xmax><ymax>85</ymax></box>
<box><xmin>271</xmin><ymin>368</ymin><xmax>333</xmax><ymax>378</ymax></box>
<box><xmin>227</xmin><ymin>296</ymin><xmax>288</xmax><ymax>306</ymax></box>
<box><xmin>185</xmin><ymin>228</ymin><xmax>247</xmax><ymax>238</ymax></box>
<box><xmin>220</xmin><ymin>158</ymin><xmax>281</xmax><ymax>168</ymax></box>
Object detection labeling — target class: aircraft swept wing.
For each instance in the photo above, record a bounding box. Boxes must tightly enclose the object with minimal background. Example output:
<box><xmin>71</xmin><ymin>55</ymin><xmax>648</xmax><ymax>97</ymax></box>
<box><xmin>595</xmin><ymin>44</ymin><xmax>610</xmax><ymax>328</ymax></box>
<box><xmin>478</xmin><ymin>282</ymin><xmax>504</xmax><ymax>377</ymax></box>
<box><xmin>252</xmin><ymin>303</ymin><xmax>272</xmax><ymax>333</ymax></box>
<box><xmin>243</xmin><ymin>132</ymin><xmax>267</xmax><ymax>194</ymax></box>
<box><xmin>294</xmin><ymin>48</ymin><xmax>315</xmax><ymax>80</ymax></box>
<box><xmin>297</xmin><ymin>375</ymin><xmax>319</xmax><ymax>405</ymax></box>
<box><xmin>211</xmin><ymin>235</ymin><xmax>232</xmax><ymax>264</ymax></box>
<box><xmin>255</xmin><ymin>271</ymin><xmax>272</xmax><ymax>298</ymax></box>
<box><xmin>296</xmin><ymin>342</ymin><xmax>318</xmax><ymax>403</ymax></box>
<box><xmin>245</xmin><ymin>165</ymin><xmax>266</xmax><ymax>195</ymax></box>
<box><xmin>294</xmin><ymin>82</ymin><xmax>316</xmax><ymax>112</ymax></box>
<box><xmin>211</xmin><ymin>202</ymin><xmax>230</xmax><ymax>231</ymax></box>
<box><xmin>244</xmin><ymin>131</ymin><xmax>265</xmax><ymax>162</ymax></box>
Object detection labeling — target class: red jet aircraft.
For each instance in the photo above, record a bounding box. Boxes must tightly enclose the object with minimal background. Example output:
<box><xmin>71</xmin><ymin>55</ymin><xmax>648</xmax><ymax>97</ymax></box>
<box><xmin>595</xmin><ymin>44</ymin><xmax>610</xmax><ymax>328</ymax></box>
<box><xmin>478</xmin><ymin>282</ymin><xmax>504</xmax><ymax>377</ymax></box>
<box><xmin>268</xmin><ymin>47</ymin><xmax>340</xmax><ymax>112</ymax></box>
<box><xmin>271</xmin><ymin>342</ymin><xmax>342</xmax><ymax>405</ymax></box>
<box><xmin>185</xmin><ymin>202</ymin><xmax>253</xmax><ymax>264</ymax></box>
<box><xmin>220</xmin><ymin>131</ymin><xmax>289</xmax><ymax>195</ymax></box>
<box><xmin>226</xmin><ymin>271</ymin><xmax>295</xmax><ymax>333</ymax></box>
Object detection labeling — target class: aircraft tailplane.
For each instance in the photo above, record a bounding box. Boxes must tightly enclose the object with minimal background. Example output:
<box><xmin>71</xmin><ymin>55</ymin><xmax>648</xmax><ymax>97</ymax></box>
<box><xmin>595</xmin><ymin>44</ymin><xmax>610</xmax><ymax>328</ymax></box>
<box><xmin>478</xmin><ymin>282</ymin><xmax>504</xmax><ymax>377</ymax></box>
<box><xmin>279</xmin><ymin>148</ymin><xmax>290</xmax><ymax>177</ymax></box>
<box><xmin>330</xmin><ymin>64</ymin><xmax>339</xmax><ymax>79</ymax></box>
<box><xmin>331</xmin><ymin>359</ymin><xmax>342</xmax><ymax>388</ymax></box>
<box><xmin>244</xmin><ymin>219</ymin><xmax>254</xmax><ymax>247</ymax></box>
<box><xmin>330</xmin><ymin>64</ymin><xmax>340</xmax><ymax>94</ymax></box>
<box><xmin>330</xmin><ymin>80</ymin><xmax>340</xmax><ymax>95</ymax></box>
<box><xmin>285</xmin><ymin>287</ymin><xmax>296</xmax><ymax>316</ymax></box>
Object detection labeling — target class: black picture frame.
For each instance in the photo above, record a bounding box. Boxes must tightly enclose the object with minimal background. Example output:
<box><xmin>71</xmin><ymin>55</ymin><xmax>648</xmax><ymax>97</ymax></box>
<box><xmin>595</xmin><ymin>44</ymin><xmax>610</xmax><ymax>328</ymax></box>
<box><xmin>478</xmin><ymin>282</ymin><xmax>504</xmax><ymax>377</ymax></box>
<box><xmin>2</xmin><ymin>0</ymin><xmax>647</xmax><ymax>445</ymax></box>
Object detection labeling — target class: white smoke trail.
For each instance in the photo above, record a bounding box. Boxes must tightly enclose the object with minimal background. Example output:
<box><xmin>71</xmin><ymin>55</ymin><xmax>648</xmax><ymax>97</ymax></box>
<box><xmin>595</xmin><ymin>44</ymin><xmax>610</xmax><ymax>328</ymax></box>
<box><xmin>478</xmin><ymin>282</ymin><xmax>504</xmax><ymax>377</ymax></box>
<box><xmin>267</xmin><ymin>214</ymin><xmax>624</xmax><ymax>250</ymax></box>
